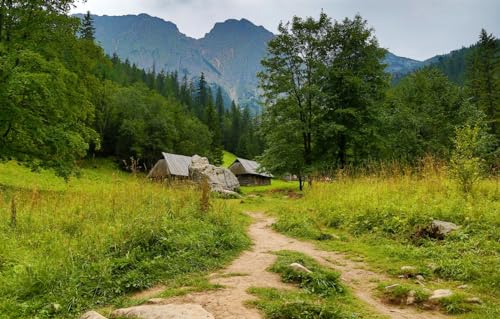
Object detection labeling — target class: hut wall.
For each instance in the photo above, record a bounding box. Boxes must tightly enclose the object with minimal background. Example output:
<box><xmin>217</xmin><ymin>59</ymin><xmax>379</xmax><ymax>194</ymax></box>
<box><xmin>237</xmin><ymin>174</ymin><xmax>271</xmax><ymax>186</ymax></box>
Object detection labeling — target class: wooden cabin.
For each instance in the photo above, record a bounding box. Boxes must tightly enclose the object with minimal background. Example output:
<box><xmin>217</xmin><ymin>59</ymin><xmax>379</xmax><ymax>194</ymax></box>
<box><xmin>147</xmin><ymin>152</ymin><xmax>192</xmax><ymax>180</ymax></box>
<box><xmin>229</xmin><ymin>158</ymin><xmax>272</xmax><ymax>186</ymax></box>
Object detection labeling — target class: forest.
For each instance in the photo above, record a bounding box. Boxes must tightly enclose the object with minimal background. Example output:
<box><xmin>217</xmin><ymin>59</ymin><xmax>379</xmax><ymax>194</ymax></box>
<box><xmin>0</xmin><ymin>3</ymin><xmax>262</xmax><ymax>177</ymax></box>
<box><xmin>0</xmin><ymin>2</ymin><xmax>497</xmax><ymax>184</ymax></box>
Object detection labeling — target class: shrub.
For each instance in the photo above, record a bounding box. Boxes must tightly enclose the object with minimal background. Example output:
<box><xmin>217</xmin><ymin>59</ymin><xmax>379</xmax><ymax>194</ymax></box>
<box><xmin>449</xmin><ymin>125</ymin><xmax>489</xmax><ymax>194</ymax></box>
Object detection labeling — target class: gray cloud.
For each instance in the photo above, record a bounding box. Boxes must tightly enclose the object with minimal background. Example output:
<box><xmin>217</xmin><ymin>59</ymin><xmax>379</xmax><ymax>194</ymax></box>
<box><xmin>71</xmin><ymin>0</ymin><xmax>499</xmax><ymax>60</ymax></box>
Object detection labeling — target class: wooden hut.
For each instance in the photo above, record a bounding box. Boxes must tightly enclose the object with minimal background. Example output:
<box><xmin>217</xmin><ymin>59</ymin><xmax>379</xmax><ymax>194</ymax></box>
<box><xmin>229</xmin><ymin>158</ymin><xmax>272</xmax><ymax>186</ymax></box>
<box><xmin>147</xmin><ymin>152</ymin><xmax>192</xmax><ymax>180</ymax></box>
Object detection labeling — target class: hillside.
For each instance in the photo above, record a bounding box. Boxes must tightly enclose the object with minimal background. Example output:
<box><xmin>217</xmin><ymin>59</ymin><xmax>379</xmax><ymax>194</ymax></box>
<box><xmin>76</xmin><ymin>13</ymin><xmax>273</xmax><ymax>112</ymax></box>
<box><xmin>79</xmin><ymin>13</ymin><xmax>479</xmax><ymax>110</ymax></box>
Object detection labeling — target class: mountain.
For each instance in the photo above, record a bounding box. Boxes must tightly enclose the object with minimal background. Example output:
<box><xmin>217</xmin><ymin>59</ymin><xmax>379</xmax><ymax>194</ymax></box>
<box><xmin>383</xmin><ymin>52</ymin><xmax>422</xmax><ymax>74</ymax></box>
<box><xmin>77</xmin><ymin>13</ymin><xmax>485</xmax><ymax>109</ymax></box>
<box><xmin>76</xmin><ymin>13</ymin><xmax>273</xmax><ymax>112</ymax></box>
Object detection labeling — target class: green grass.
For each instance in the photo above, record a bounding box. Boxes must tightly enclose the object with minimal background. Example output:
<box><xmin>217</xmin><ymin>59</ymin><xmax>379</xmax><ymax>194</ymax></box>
<box><xmin>0</xmin><ymin>160</ymin><xmax>250</xmax><ymax>319</ymax></box>
<box><xmin>223</xmin><ymin>150</ymin><xmax>237</xmax><ymax>168</ymax></box>
<box><xmin>241</xmin><ymin>179</ymin><xmax>301</xmax><ymax>194</ymax></box>
<box><xmin>248</xmin><ymin>251</ymin><xmax>386</xmax><ymax>318</ymax></box>
<box><xmin>251</xmin><ymin>171</ymin><xmax>499</xmax><ymax>317</ymax></box>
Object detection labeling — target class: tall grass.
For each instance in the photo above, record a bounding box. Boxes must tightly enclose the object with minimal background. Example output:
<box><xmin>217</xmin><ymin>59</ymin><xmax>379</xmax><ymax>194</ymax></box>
<box><xmin>0</xmin><ymin>161</ymin><xmax>249</xmax><ymax>318</ymax></box>
<box><xmin>267</xmin><ymin>160</ymin><xmax>499</xmax><ymax>314</ymax></box>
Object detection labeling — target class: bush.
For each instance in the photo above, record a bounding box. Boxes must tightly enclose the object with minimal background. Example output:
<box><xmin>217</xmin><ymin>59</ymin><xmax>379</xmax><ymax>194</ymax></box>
<box><xmin>449</xmin><ymin>125</ymin><xmax>489</xmax><ymax>193</ymax></box>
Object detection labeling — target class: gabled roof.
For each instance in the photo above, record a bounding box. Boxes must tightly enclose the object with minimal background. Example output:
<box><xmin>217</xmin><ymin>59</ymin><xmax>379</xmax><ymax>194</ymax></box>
<box><xmin>231</xmin><ymin>157</ymin><xmax>273</xmax><ymax>178</ymax></box>
<box><xmin>162</xmin><ymin>152</ymin><xmax>192</xmax><ymax>177</ymax></box>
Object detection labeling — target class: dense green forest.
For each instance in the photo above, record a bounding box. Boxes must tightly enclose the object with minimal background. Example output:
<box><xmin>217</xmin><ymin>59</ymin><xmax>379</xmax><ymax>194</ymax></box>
<box><xmin>0</xmin><ymin>3</ymin><xmax>260</xmax><ymax>176</ymax></box>
<box><xmin>258</xmin><ymin>14</ymin><xmax>498</xmax><ymax>189</ymax></box>
<box><xmin>0</xmin><ymin>2</ymin><xmax>498</xmax><ymax>182</ymax></box>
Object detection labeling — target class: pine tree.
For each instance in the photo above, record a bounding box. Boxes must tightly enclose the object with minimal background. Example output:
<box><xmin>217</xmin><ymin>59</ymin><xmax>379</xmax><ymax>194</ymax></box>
<box><xmin>468</xmin><ymin>29</ymin><xmax>499</xmax><ymax>138</ymax></box>
<box><xmin>81</xmin><ymin>11</ymin><xmax>95</xmax><ymax>41</ymax></box>
<box><xmin>205</xmin><ymin>94</ymin><xmax>223</xmax><ymax>165</ymax></box>
<box><xmin>229</xmin><ymin>101</ymin><xmax>241</xmax><ymax>153</ymax></box>
<box><xmin>195</xmin><ymin>73</ymin><xmax>208</xmax><ymax>120</ymax></box>
<box><xmin>215</xmin><ymin>86</ymin><xmax>225</xmax><ymax>124</ymax></box>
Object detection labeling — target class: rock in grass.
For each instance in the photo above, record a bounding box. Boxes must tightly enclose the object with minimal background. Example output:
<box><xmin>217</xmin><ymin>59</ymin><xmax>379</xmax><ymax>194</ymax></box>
<box><xmin>416</xmin><ymin>275</ymin><xmax>425</xmax><ymax>281</ymax></box>
<box><xmin>429</xmin><ymin>289</ymin><xmax>453</xmax><ymax>300</ymax></box>
<box><xmin>413</xmin><ymin>220</ymin><xmax>459</xmax><ymax>240</ymax></box>
<box><xmin>111</xmin><ymin>304</ymin><xmax>214</xmax><ymax>319</ymax></box>
<box><xmin>384</xmin><ymin>284</ymin><xmax>401</xmax><ymax>290</ymax></box>
<box><xmin>214</xmin><ymin>189</ymin><xmax>242</xmax><ymax>199</ymax></box>
<box><xmin>289</xmin><ymin>263</ymin><xmax>312</xmax><ymax>274</ymax></box>
<box><xmin>400</xmin><ymin>266</ymin><xmax>417</xmax><ymax>277</ymax></box>
<box><xmin>457</xmin><ymin>284</ymin><xmax>469</xmax><ymax>289</ymax></box>
<box><xmin>189</xmin><ymin>155</ymin><xmax>240</xmax><ymax>193</ymax></box>
<box><xmin>80</xmin><ymin>311</ymin><xmax>108</xmax><ymax>319</ymax></box>
<box><xmin>431</xmin><ymin>220</ymin><xmax>459</xmax><ymax>236</ymax></box>
<box><xmin>406</xmin><ymin>290</ymin><xmax>417</xmax><ymax>305</ymax></box>
<box><xmin>466</xmin><ymin>297</ymin><xmax>482</xmax><ymax>304</ymax></box>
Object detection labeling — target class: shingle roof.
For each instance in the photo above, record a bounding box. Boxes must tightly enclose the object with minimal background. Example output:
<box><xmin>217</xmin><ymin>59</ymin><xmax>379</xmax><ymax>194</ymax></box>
<box><xmin>233</xmin><ymin>158</ymin><xmax>273</xmax><ymax>178</ymax></box>
<box><xmin>162</xmin><ymin>152</ymin><xmax>192</xmax><ymax>177</ymax></box>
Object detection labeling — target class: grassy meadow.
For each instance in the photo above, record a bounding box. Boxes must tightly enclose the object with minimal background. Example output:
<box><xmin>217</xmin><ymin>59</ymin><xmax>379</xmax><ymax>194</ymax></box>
<box><xmin>0</xmin><ymin>160</ymin><xmax>250</xmax><ymax>319</ymax></box>
<box><xmin>241</xmin><ymin>164</ymin><xmax>499</xmax><ymax>318</ymax></box>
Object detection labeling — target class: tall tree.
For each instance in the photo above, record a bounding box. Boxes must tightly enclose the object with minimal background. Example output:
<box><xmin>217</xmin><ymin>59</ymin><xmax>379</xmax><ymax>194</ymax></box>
<box><xmin>80</xmin><ymin>11</ymin><xmax>95</xmax><ymax>41</ymax></box>
<box><xmin>468</xmin><ymin>29</ymin><xmax>499</xmax><ymax>139</ymax></box>
<box><xmin>229</xmin><ymin>100</ymin><xmax>241</xmax><ymax>153</ymax></box>
<box><xmin>195</xmin><ymin>72</ymin><xmax>208</xmax><ymax>120</ymax></box>
<box><xmin>215</xmin><ymin>86</ymin><xmax>225</xmax><ymax>124</ymax></box>
<box><xmin>258</xmin><ymin>13</ymin><xmax>332</xmax><ymax>189</ymax></box>
<box><xmin>320</xmin><ymin>15</ymin><xmax>389</xmax><ymax>167</ymax></box>
<box><xmin>259</xmin><ymin>13</ymin><xmax>387</xmax><ymax>188</ymax></box>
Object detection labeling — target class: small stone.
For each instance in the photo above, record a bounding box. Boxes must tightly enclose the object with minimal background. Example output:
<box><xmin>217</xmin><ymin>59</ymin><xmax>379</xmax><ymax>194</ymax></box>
<box><xmin>429</xmin><ymin>289</ymin><xmax>453</xmax><ymax>300</ymax></box>
<box><xmin>80</xmin><ymin>311</ymin><xmax>108</xmax><ymax>319</ymax></box>
<box><xmin>457</xmin><ymin>284</ymin><xmax>468</xmax><ymax>289</ymax></box>
<box><xmin>416</xmin><ymin>275</ymin><xmax>425</xmax><ymax>281</ymax></box>
<box><xmin>51</xmin><ymin>303</ymin><xmax>61</xmax><ymax>312</ymax></box>
<box><xmin>466</xmin><ymin>297</ymin><xmax>482</xmax><ymax>304</ymax></box>
<box><xmin>431</xmin><ymin>220</ymin><xmax>459</xmax><ymax>236</ymax></box>
<box><xmin>384</xmin><ymin>284</ymin><xmax>401</xmax><ymax>290</ymax></box>
<box><xmin>398</xmin><ymin>275</ymin><xmax>406</xmax><ymax>279</ymax></box>
<box><xmin>289</xmin><ymin>263</ymin><xmax>312</xmax><ymax>274</ymax></box>
<box><xmin>406</xmin><ymin>290</ymin><xmax>417</xmax><ymax>305</ymax></box>
<box><xmin>111</xmin><ymin>304</ymin><xmax>214</xmax><ymax>319</ymax></box>
<box><xmin>147</xmin><ymin>298</ymin><xmax>165</xmax><ymax>304</ymax></box>
<box><xmin>400</xmin><ymin>266</ymin><xmax>417</xmax><ymax>276</ymax></box>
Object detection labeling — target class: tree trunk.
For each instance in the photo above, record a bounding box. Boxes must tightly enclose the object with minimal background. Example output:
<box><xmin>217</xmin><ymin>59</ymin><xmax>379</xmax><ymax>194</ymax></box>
<box><xmin>298</xmin><ymin>175</ymin><xmax>303</xmax><ymax>191</ymax></box>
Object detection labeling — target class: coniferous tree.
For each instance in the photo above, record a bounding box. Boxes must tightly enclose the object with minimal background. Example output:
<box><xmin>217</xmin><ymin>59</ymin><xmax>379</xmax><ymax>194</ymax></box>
<box><xmin>229</xmin><ymin>101</ymin><xmax>241</xmax><ymax>153</ymax></box>
<box><xmin>205</xmin><ymin>95</ymin><xmax>223</xmax><ymax>165</ymax></box>
<box><xmin>81</xmin><ymin>11</ymin><xmax>95</xmax><ymax>41</ymax></box>
<box><xmin>468</xmin><ymin>29</ymin><xmax>499</xmax><ymax>139</ymax></box>
<box><xmin>215</xmin><ymin>86</ymin><xmax>225</xmax><ymax>125</ymax></box>
<box><xmin>195</xmin><ymin>72</ymin><xmax>208</xmax><ymax>120</ymax></box>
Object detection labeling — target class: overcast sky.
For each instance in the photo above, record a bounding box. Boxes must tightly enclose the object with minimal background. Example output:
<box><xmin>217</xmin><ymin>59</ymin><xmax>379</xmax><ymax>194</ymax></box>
<box><xmin>71</xmin><ymin>0</ymin><xmax>499</xmax><ymax>61</ymax></box>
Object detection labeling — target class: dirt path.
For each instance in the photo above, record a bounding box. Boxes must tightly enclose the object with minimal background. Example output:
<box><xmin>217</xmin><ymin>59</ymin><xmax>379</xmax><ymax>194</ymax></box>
<box><xmin>147</xmin><ymin>212</ymin><xmax>447</xmax><ymax>319</ymax></box>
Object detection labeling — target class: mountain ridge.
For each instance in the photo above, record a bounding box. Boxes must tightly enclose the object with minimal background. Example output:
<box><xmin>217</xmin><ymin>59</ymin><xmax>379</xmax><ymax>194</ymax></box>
<box><xmin>76</xmin><ymin>13</ymin><xmax>476</xmax><ymax>110</ymax></box>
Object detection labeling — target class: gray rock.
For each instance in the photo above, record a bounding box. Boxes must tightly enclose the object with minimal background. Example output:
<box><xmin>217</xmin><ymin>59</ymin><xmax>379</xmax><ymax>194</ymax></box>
<box><xmin>189</xmin><ymin>155</ymin><xmax>240</xmax><ymax>193</ymax></box>
<box><xmin>111</xmin><ymin>304</ymin><xmax>214</xmax><ymax>319</ymax></box>
<box><xmin>289</xmin><ymin>263</ymin><xmax>312</xmax><ymax>274</ymax></box>
<box><xmin>416</xmin><ymin>275</ymin><xmax>425</xmax><ymax>281</ymax></box>
<box><xmin>80</xmin><ymin>311</ymin><xmax>108</xmax><ymax>319</ymax></box>
<box><xmin>429</xmin><ymin>289</ymin><xmax>453</xmax><ymax>300</ymax></box>
<box><xmin>384</xmin><ymin>284</ymin><xmax>401</xmax><ymax>290</ymax></box>
<box><xmin>431</xmin><ymin>220</ymin><xmax>459</xmax><ymax>236</ymax></box>
<box><xmin>215</xmin><ymin>189</ymin><xmax>242</xmax><ymax>199</ymax></box>
<box><xmin>400</xmin><ymin>266</ymin><xmax>417</xmax><ymax>277</ymax></box>
<box><xmin>406</xmin><ymin>290</ymin><xmax>417</xmax><ymax>305</ymax></box>
<box><xmin>466</xmin><ymin>297</ymin><xmax>482</xmax><ymax>304</ymax></box>
<box><xmin>457</xmin><ymin>284</ymin><xmax>469</xmax><ymax>289</ymax></box>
